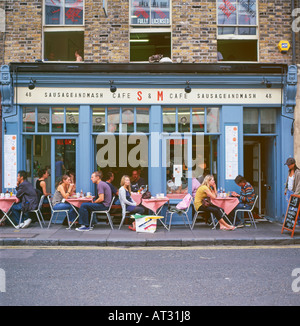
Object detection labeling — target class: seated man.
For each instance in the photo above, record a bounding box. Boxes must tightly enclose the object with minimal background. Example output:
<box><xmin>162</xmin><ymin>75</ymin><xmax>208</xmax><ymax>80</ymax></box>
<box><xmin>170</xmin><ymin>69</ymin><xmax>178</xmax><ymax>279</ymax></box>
<box><xmin>230</xmin><ymin>175</ymin><xmax>256</xmax><ymax>227</ymax></box>
<box><xmin>11</xmin><ymin>170</ymin><xmax>38</xmax><ymax>229</ymax></box>
<box><xmin>76</xmin><ymin>171</ymin><xmax>112</xmax><ymax>231</ymax></box>
<box><xmin>105</xmin><ymin>171</ymin><xmax>119</xmax><ymax>204</ymax></box>
<box><xmin>130</xmin><ymin>169</ymin><xmax>145</xmax><ymax>192</ymax></box>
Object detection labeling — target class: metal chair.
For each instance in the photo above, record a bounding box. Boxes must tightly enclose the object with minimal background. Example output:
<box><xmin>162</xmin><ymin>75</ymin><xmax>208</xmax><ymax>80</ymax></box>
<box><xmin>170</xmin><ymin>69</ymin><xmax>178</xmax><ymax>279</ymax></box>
<box><xmin>165</xmin><ymin>195</ymin><xmax>193</xmax><ymax>231</ymax></box>
<box><xmin>233</xmin><ymin>195</ymin><xmax>258</xmax><ymax>228</ymax></box>
<box><xmin>89</xmin><ymin>196</ymin><xmax>115</xmax><ymax>229</ymax></box>
<box><xmin>47</xmin><ymin>195</ymin><xmax>71</xmax><ymax>229</ymax></box>
<box><xmin>19</xmin><ymin>195</ymin><xmax>46</xmax><ymax>228</ymax></box>
<box><xmin>191</xmin><ymin>197</ymin><xmax>214</xmax><ymax>230</ymax></box>
<box><xmin>119</xmin><ymin>204</ymin><xmax>131</xmax><ymax>229</ymax></box>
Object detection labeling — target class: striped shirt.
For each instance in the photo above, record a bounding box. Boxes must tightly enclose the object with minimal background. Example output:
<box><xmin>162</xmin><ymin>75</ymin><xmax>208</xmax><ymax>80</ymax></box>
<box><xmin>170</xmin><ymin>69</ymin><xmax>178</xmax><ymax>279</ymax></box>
<box><xmin>239</xmin><ymin>182</ymin><xmax>255</xmax><ymax>205</ymax></box>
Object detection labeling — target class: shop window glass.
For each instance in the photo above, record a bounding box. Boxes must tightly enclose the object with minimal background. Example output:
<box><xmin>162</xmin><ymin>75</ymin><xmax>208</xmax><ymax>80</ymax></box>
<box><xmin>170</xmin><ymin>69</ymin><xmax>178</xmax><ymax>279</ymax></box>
<box><xmin>37</xmin><ymin>107</ymin><xmax>50</xmax><ymax>132</ymax></box>
<box><xmin>217</xmin><ymin>0</ymin><xmax>258</xmax><ymax>61</ymax></box>
<box><xmin>207</xmin><ymin>108</ymin><xmax>220</xmax><ymax>133</ymax></box>
<box><xmin>45</xmin><ymin>0</ymin><xmax>84</xmax><ymax>25</ymax></box>
<box><xmin>23</xmin><ymin>107</ymin><xmax>36</xmax><ymax>132</ymax></box>
<box><xmin>44</xmin><ymin>31</ymin><xmax>84</xmax><ymax>61</ymax></box>
<box><xmin>163</xmin><ymin>108</ymin><xmax>176</xmax><ymax>132</ymax></box>
<box><xmin>244</xmin><ymin>108</ymin><xmax>258</xmax><ymax>133</ymax></box>
<box><xmin>130</xmin><ymin>0</ymin><xmax>170</xmax><ymax>25</ymax></box>
<box><xmin>192</xmin><ymin>108</ymin><xmax>205</xmax><ymax>132</ymax></box>
<box><xmin>93</xmin><ymin>108</ymin><xmax>106</xmax><ymax>133</ymax></box>
<box><xmin>178</xmin><ymin>108</ymin><xmax>190</xmax><ymax>133</ymax></box>
<box><xmin>261</xmin><ymin>109</ymin><xmax>276</xmax><ymax>134</ymax></box>
<box><xmin>130</xmin><ymin>32</ymin><xmax>171</xmax><ymax>62</ymax></box>
<box><xmin>52</xmin><ymin>108</ymin><xmax>64</xmax><ymax>132</ymax></box>
<box><xmin>107</xmin><ymin>107</ymin><xmax>120</xmax><ymax>133</ymax></box>
<box><xmin>122</xmin><ymin>107</ymin><xmax>135</xmax><ymax>133</ymax></box>
<box><xmin>95</xmin><ymin>135</ymin><xmax>148</xmax><ymax>190</ymax></box>
<box><xmin>66</xmin><ymin>107</ymin><xmax>79</xmax><ymax>132</ymax></box>
<box><xmin>136</xmin><ymin>107</ymin><xmax>150</xmax><ymax>132</ymax></box>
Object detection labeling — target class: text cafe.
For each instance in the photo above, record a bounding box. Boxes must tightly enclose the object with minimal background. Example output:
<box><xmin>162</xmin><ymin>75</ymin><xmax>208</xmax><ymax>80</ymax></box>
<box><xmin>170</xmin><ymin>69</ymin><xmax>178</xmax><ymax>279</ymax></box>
<box><xmin>0</xmin><ymin>63</ymin><xmax>298</xmax><ymax>222</ymax></box>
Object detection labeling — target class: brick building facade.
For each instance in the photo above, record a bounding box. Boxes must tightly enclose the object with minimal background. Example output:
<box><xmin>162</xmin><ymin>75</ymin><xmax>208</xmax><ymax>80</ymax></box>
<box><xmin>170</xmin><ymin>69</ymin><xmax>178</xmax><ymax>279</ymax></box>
<box><xmin>0</xmin><ymin>0</ymin><xmax>298</xmax><ymax>65</ymax></box>
<box><xmin>0</xmin><ymin>1</ymin><xmax>299</xmax><ymax>221</ymax></box>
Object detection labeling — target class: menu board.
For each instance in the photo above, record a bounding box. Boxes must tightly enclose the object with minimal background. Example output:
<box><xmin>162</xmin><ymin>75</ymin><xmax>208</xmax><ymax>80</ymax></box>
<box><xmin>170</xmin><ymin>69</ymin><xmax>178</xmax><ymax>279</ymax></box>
<box><xmin>225</xmin><ymin>125</ymin><xmax>238</xmax><ymax>180</ymax></box>
<box><xmin>281</xmin><ymin>195</ymin><xmax>300</xmax><ymax>238</ymax></box>
<box><xmin>4</xmin><ymin>135</ymin><xmax>17</xmax><ymax>189</ymax></box>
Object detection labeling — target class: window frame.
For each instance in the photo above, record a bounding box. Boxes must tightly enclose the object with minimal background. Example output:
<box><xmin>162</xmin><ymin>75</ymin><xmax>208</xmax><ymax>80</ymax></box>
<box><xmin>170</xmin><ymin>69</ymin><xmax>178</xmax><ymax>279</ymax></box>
<box><xmin>129</xmin><ymin>0</ymin><xmax>171</xmax><ymax>27</ymax></box>
<box><xmin>243</xmin><ymin>107</ymin><xmax>279</xmax><ymax>136</ymax></box>
<box><xmin>162</xmin><ymin>106</ymin><xmax>221</xmax><ymax>135</ymax></box>
<box><xmin>91</xmin><ymin>106</ymin><xmax>151</xmax><ymax>135</ymax></box>
<box><xmin>217</xmin><ymin>0</ymin><xmax>258</xmax><ymax>40</ymax></box>
<box><xmin>22</xmin><ymin>106</ymin><xmax>80</xmax><ymax>135</ymax></box>
<box><xmin>44</xmin><ymin>0</ymin><xmax>85</xmax><ymax>27</ymax></box>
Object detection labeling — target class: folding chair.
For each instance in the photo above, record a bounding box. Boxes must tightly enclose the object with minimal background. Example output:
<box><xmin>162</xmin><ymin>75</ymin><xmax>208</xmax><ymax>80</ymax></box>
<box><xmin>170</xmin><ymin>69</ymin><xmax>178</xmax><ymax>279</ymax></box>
<box><xmin>165</xmin><ymin>195</ymin><xmax>192</xmax><ymax>231</ymax></box>
<box><xmin>47</xmin><ymin>195</ymin><xmax>71</xmax><ymax>229</ymax></box>
<box><xmin>118</xmin><ymin>204</ymin><xmax>131</xmax><ymax>229</ymax></box>
<box><xmin>233</xmin><ymin>195</ymin><xmax>258</xmax><ymax>229</ymax></box>
<box><xmin>191</xmin><ymin>198</ymin><xmax>214</xmax><ymax>230</ymax></box>
<box><xmin>19</xmin><ymin>195</ymin><xmax>46</xmax><ymax>228</ymax></box>
<box><xmin>89</xmin><ymin>196</ymin><xmax>115</xmax><ymax>229</ymax></box>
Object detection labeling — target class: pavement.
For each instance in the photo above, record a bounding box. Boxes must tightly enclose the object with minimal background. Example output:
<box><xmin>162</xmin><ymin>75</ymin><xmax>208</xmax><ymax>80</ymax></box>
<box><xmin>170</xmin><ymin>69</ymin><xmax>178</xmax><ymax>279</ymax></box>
<box><xmin>1</xmin><ymin>217</ymin><xmax>300</xmax><ymax>247</ymax></box>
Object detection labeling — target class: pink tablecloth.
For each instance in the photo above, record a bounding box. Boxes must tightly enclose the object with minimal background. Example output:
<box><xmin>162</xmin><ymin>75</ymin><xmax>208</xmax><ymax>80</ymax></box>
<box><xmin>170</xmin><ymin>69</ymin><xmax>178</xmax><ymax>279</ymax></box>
<box><xmin>131</xmin><ymin>193</ymin><xmax>142</xmax><ymax>205</ymax></box>
<box><xmin>211</xmin><ymin>197</ymin><xmax>239</xmax><ymax>215</ymax></box>
<box><xmin>142</xmin><ymin>198</ymin><xmax>169</xmax><ymax>215</ymax></box>
<box><xmin>0</xmin><ymin>196</ymin><xmax>18</xmax><ymax>213</ymax></box>
<box><xmin>66</xmin><ymin>197</ymin><xmax>93</xmax><ymax>208</ymax></box>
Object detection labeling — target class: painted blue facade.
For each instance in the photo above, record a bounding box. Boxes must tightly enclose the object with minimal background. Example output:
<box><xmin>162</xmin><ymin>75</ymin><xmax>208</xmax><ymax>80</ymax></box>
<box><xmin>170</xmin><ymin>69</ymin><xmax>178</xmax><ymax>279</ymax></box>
<box><xmin>0</xmin><ymin>63</ymin><xmax>298</xmax><ymax>222</ymax></box>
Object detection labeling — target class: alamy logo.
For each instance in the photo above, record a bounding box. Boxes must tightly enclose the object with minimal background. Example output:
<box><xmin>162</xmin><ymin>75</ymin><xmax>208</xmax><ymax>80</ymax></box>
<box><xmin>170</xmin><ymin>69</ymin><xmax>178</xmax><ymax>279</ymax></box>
<box><xmin>292</xmin><ymin>8</ymin><xmax>300</xmax><ymax>33</ymax></box>
<box><xmin>0</xmin><ymin>268</ymin><xmax>5</xmax><ymax>293</ymax></box>
<box><xmin>292</xmin><ymin>268</ymin><xmax>300</xmax><ymax>293</ymax></box>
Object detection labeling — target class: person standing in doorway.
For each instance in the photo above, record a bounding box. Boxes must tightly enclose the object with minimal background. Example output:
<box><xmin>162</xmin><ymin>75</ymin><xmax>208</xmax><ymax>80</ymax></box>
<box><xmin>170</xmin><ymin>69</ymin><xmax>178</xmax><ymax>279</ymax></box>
<box><xmin>284</xmin><ymin>157</ymin><xmax>300</xmax><ymax>199</ymax></box>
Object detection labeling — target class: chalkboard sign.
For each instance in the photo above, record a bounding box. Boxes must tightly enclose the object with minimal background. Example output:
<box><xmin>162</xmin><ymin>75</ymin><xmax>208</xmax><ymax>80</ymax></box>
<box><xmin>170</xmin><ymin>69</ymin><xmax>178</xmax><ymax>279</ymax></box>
<box><xmin>282</xmin><ymin>194</ymin><xmax>300</xmax><ymax>238</ymax></box>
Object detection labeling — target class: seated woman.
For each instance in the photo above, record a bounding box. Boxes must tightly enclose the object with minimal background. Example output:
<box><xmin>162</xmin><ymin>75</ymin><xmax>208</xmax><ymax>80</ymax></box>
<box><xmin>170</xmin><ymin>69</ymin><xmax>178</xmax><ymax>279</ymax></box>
<box><xmin>51</xmin><ymin>175</ymin><xmax>77</xmax><ymax>225</ymax></box>
<box><xmin>36</xmin><ymin>168</ymin><xmax>51</xmax><ymax>202</ymax></box>
<box><xmin>194</xmin><ymin>175</ymin><xmax>235</xmax><ymax>231</ymax></box>
<box><xmin>67</xmin><ymin>169</ymin><xmax>76</xmax><ymax>194</ymax></box>
<box><xmin>119</xmin><ymin>175</ymin><xmax>144</xmax><ymax>231</ymax></box>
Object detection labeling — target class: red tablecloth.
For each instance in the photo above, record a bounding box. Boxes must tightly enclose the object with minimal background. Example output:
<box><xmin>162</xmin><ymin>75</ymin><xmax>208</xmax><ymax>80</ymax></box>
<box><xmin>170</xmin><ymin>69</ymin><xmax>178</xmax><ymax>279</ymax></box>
<box><xmin>0</xmin><ymin>196</ymin><xmax>18</xmax><ymax>213</ymax></box>
<box><xmin>142</xmin><ymin>198</ymin><xmax>169</xmax><ymax>215</ymax></box>
<box><xmin>131</xmin><ymin>192</ymin><xmax>142</xmax><ymax>205</ymax></box>
<box><xmin>211</xmin><ymin>197</ymin><xmax>239</xmax><ymax>215</ymax></box>
<box><xmin>66</xmin><ymin>197</ymin><xmax>93</xmax><ymax>208</ymax></box>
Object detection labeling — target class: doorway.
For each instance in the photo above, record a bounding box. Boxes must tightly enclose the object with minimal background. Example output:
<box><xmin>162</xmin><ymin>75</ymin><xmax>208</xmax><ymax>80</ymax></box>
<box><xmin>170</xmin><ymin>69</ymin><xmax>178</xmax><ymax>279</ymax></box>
<box><xmin>244</xmin><ymin>136</ymin><xmax>276</xmax><ymax>218</ymax></box>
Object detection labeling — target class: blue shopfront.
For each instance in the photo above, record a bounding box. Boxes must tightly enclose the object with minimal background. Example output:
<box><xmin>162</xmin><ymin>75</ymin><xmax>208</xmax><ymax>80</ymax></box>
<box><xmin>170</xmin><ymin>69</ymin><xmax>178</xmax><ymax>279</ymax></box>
<box><xmin>0</xmin><ymin>63</ymin><xmax>298</xmax><ymax>223</ymax></box>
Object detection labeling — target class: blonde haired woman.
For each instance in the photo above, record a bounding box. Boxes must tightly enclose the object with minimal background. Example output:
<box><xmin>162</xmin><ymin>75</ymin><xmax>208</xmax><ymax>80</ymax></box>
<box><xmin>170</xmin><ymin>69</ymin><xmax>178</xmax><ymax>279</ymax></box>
<box><xmin>119</xmin><ymin>175</ymin><xmax>144</xmax><ymax>231</ymax></box>
<box><xmin>194</xmin><ymin>175</ymin><xmax>235</xmax><ymax>231</ymax></box>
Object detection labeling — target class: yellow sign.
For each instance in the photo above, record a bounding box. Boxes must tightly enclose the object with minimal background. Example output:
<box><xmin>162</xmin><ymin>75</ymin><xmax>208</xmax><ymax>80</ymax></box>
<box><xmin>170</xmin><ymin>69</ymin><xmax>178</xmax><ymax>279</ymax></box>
<box><xmin>278</xmin><ymin>40</ymin><xmax>290</xmax><ymax>53</ymax></box>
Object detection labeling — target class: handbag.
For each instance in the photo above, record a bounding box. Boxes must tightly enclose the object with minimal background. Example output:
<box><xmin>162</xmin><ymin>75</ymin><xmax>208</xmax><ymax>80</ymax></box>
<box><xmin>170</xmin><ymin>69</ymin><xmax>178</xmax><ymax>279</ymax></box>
<box><xmin>142</xmin><ymin>191</ymin><xmax>151</xmax><ymax>199</ymax></box>
<box><xmin>201</xmin><ymin>197</ymin><xmax>211</xmax><ymax>208</ymax></box>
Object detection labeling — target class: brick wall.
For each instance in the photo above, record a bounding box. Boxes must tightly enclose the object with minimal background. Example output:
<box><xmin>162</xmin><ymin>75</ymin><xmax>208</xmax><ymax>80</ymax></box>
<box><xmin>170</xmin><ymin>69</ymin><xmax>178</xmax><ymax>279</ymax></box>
<box><xmin>172</xmin><ymin>0</ymin><xmax>217</xmax><ymax>63</ymax></box>
<box><xmin>259</xmin><ymin>0</ymin><xmax>293</xmax><ymax>65</ymax></box>
<box><xmin>0</xmin><ymin>0</ymin><xmax>297</xmax><ymax>64</ymax></box>
<box><xmin>84</xmin><ymin>0</ymin><xmax>129</xmax><ymax>63</ymax></box>
<box><xmin>4</xmin><ymin>0</ymin><xmax>42</xmax><ymax>63</ymax></box>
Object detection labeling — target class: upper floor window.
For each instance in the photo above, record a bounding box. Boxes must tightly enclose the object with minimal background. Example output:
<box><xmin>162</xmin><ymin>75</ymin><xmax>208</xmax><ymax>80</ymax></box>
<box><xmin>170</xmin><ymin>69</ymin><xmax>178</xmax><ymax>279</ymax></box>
<box><xmin>217</xmin><ymin>0</ymin><xmax>258</xmax><ymax>61</ymax></box>
<box><xmin>131</xmin><ymin>0</ymin><xmax>171</xmax><ymax>26</ymax></box>
<box><xmin>45</xmin><ymin>0</ymin><xmax>84</xmax><ymax>25</ymax></box>
<box><xmin>130</xmin><ymin>1</ymin><xmax>171</xmax><ymax>62</ymax></box>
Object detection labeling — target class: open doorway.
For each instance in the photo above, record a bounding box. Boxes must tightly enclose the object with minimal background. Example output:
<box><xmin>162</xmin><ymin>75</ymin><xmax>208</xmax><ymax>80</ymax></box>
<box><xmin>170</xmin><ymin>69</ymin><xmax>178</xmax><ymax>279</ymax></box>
<box><xmin>244</xmin><ymin>136</ymin><xmax>276</xmax><ymax>219</ymax></box>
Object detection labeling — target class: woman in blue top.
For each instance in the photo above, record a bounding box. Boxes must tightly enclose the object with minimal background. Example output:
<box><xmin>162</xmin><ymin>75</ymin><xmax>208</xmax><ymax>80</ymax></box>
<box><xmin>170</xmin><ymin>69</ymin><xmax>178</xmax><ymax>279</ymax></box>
<box><xmin>119</xmin><ymin>175</ymin><xmax>144</xmax><ymax>231</ymax></box>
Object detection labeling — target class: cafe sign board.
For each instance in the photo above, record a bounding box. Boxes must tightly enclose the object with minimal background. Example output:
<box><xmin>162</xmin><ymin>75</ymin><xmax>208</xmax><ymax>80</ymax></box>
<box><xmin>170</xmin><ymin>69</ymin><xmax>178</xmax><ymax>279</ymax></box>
<box><xmin>16</xmin><ymin>87</ymin><xmax>282</xmax><ymax>105</ymax></box>
<box><xmin>282</xmin><ymin>194</ymin><xmax>300</xmax><ymax>238</ymax></box>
